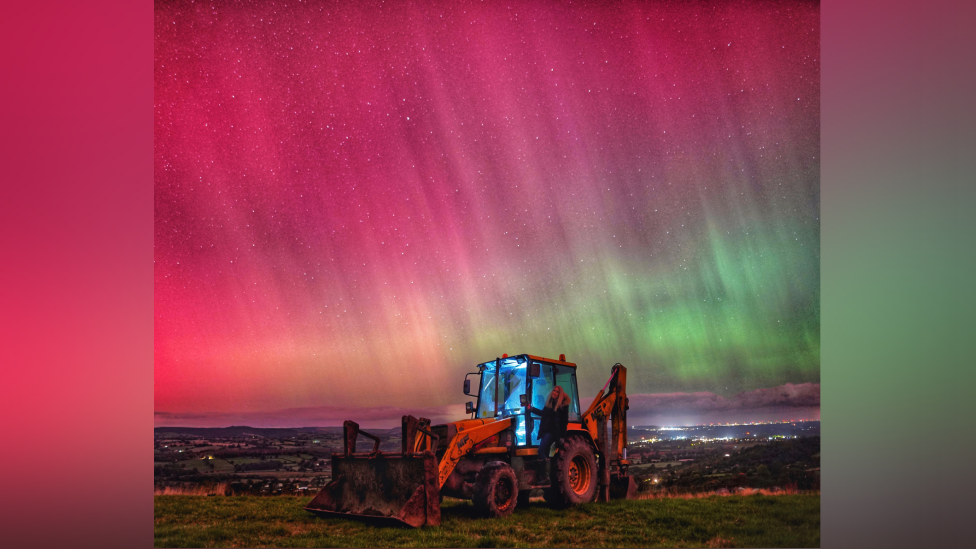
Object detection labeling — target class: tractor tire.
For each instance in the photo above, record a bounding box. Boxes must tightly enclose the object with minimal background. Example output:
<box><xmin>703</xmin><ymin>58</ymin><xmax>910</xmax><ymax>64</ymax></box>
<box><xmin>545</xmin><ymin>436</ymin><xmax>597</xmax><ymax>508</ymax></box>
<box><xmin>473</xmin><ymin>461</ymin><xmax>519</xmax><ymax>518</ymax></box>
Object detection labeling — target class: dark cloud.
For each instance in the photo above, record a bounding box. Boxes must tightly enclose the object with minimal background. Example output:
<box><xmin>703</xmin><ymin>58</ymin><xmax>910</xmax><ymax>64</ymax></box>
<box><xmin>628</xmin><ymin>391</ymin><xmax>731</xmax><ymax>413</ymax></box>
<box><xmin>627</xmin><ymin>383</ymin><xmax>819</xmax><ymax>416</ymax></box>
<box><xmin>732</xmin><ymin>383</ymin><xmax>820</xmax><ymax>409</ymax></box>
<box><xmin>269</xmin><ymin>404</ymin><xmax>461</xmax><ymax>426</ymax></box>
<box><xmin>154</xmin><ymin>411</ymin><xmax>213</xmax><ymax>420</ymax></box>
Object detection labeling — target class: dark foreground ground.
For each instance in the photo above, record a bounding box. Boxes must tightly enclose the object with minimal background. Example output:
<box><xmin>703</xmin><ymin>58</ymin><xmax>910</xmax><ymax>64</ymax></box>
<box><xmin>154</xmin><ymin>494</ymin><xmax>819</xmax><ymax>548</ymax></box>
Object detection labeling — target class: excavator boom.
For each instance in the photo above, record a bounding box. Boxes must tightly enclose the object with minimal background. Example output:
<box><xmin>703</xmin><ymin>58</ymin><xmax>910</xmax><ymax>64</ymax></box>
<box><xmin>581</xmin><ymin>364</ymin><xmax>636</xmax><ymax>500</ymax></box>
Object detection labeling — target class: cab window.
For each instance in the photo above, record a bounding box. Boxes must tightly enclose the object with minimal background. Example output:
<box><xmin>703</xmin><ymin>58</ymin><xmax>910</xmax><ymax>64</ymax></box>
<box><xmin>476</xmin><ymin>357</ymin><xmax>527</xmax><ymax>419</ymax></box>
<box><xmin>553</xmin><ymin>365</ymin><xmax>581</xmax><ymax>421</ymax></box>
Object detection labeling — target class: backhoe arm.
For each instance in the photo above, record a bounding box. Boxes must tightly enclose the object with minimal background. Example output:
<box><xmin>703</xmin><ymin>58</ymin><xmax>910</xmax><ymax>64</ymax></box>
<box><xmin>609</xmin><ymin>366</ymin><xmax>628</xmax><ymax>463</ymax></box>
<box><xmin>581</xmin><ymin>364</ymin><xmax>629</xmax><ymax>463</ymax></box>
<box><xmin>581</xmin><ymin>363</ymin><xmax>635</xmax><ymax>501</ymax></box>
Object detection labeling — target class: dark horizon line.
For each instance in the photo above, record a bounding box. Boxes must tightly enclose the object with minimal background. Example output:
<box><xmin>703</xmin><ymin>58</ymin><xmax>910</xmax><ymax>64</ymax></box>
<box><xmin>154</xmin><ymin>418</ymin><xmax>822</xmax><ymax>431</ymax></box>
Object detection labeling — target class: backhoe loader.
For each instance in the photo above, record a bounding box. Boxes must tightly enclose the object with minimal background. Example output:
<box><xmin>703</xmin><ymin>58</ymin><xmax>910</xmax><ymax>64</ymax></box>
<box><xmin>304</xmin><ymin>354</ymin><xmax>637</xmax><ymax>527</ymax></box>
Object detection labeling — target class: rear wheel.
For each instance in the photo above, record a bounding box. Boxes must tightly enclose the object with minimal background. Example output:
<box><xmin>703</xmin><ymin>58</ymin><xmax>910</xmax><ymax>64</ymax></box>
<box><xmin>545</xmin><ymin>436</ymin><xmax>597</xmax><ymax>508</ymax></box>
<box><xmin>473</xmin><ymin>461</ymin><xmax>519</xmax><ymax>518</ymax></box>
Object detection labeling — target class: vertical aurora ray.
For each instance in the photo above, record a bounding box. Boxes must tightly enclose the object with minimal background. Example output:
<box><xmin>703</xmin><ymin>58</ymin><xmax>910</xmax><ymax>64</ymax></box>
<box><xmin>155</xmin><ymin>1</ymin><xmax>819</xmax><ymax>418</ymax></box>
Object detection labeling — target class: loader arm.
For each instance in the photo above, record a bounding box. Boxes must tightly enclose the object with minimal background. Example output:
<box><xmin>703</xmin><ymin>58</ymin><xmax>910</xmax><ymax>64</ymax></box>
<box><xmin>437</xmin><ymin>418</ymin><xmax>513</xmax><ymax>488</ymax></box>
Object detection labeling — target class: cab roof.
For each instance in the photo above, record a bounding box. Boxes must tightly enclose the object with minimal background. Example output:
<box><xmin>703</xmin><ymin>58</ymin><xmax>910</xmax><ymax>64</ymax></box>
<box><xmin>479</xmin><ymin>354</ymin><xmax>578</xmax><ymax>369</ymax></box>
<box><xmin>524</xmin><ymin>354</ymin><xmax>577</xmax><ymax>368</ymax></box>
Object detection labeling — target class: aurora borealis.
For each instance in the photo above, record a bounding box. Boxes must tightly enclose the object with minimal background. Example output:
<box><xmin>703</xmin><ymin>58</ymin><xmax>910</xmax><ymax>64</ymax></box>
<box><xmin>154</xmin><ymin>1</ymin><xmax>820</xmax><ymax>426</ymax></box>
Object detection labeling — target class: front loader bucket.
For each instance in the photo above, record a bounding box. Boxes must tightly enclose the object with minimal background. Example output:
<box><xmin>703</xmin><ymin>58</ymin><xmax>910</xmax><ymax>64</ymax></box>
<box><xmin>304</xmin><ymin>419</ymin><xmax>441</xmax><ymax>528</ymax></box>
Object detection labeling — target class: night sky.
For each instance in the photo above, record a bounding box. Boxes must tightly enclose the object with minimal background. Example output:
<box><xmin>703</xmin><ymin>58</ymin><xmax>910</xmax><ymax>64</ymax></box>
<box><xmin>154</xmin><ymin>1</ymin><xmax>819</xmax><ymax>426</ymax></box>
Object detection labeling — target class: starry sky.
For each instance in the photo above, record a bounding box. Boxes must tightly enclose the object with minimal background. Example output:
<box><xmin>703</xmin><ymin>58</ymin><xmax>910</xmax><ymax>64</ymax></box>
<box><xmin>154</xmin><ymin>0</ymin><xmax>819</xmax><ymax>425</ymax></box>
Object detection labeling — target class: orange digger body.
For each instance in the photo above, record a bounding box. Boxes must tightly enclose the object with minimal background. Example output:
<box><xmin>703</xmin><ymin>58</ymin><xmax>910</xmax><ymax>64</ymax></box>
<box><xmin>305</xmin><ymin>355</ymin><xmax>636</xmax><ymax>527</ymax></box>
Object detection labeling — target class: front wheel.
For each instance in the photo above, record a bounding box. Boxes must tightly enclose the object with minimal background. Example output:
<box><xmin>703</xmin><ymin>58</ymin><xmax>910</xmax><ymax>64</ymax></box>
<box><xmin>545</xmin><ymin>436</ymin><xmax>597</xmax><ymax>508</ymax></box>
<box><xmin>473</xmin><ymin>461</ymin><xmax>519</xmax><ymax>518</ymax></box>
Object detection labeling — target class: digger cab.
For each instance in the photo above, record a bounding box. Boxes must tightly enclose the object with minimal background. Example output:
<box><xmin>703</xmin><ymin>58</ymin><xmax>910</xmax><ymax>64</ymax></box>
<box><xmin>466</xmin><ymin>354</ymin><xmax>582</xmax><ymax>447</ymax></box>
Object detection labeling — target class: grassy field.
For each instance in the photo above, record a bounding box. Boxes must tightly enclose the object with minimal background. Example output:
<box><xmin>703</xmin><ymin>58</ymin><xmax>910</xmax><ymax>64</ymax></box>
<box><xmin>155</xmin><ymin>494</ymin><xmax>819</xmax><ymax>548</ymax></box>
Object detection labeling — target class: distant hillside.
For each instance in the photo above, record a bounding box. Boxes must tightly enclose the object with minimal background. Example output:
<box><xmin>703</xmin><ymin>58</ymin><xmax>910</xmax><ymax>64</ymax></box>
<box><xmin>154</xmin><ymin>426</ymin><xmax>340</xmax><ymax>438</ymax></box>
<box><xmin>654</xmin><ymin>436</ymin><xmax>820</xmax><ymax>493</ymax></box>
<box><xmin>720</xmin><ymin>436</ymin><xmax>820</xmax><ymax>470</ymax></box>
<box><xmin>154</xmin><ymin>425</ymin><xmax>408</xmax><ymax>439</ymax></box>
